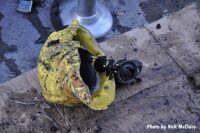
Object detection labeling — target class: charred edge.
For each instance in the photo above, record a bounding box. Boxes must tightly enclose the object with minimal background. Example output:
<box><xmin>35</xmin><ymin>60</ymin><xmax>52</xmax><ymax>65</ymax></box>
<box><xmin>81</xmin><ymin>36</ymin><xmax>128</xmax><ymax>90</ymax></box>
<box><xmin>64</xmin><ymin>72</ymin><xmax>70</xmax><ymax>79</ymax></box>
<box><xmin>50</xmin><ymin>52</ymin><xmax>61</xmax><ymax>60</ymax></box>
<box><xmin>58</xmin><ymin>51</ymin><xmax>70</xmax><ymax>64</ymax></box>
<box><xmin>63</xmin><ymin>73</ymin><xmax>70</xmax><ymax>84</ymax></box>
<box><xmin>104</xmin><ymin>86</ymin><xmax>109</xmax><ymax>90</ymax></box>
<box><xmin>70</xmin><ymin>53</ymin><xmax>78</xmax><ymax>59</ymax></box>
<box><xmin>44</xmin><ymin>75</ymin><xmax>48</xmax><ymax>91</ymax></box>
<box><xmin>74</xmin><ymin>76</ymin><xmax>79</xmax><ymax>81</ymax></box>
<box><xmin>38</xmin><ymin>59</ymin><xmax>51</xmax><ymax>71</ymax></box>
<box><xmin>58</xmin><ymin>47</ymin><xmax>77</xmax><ymax>64</ymax></box>
<box><xmin>47</xmin><ymin>39</ymin><xmax>60</xmax><ymax>47</ymax></box>
<box><xmin>67</xmin><ymin>59</ymin><xmax>76</xmax><ymax>64</ymax></box>
<box><xmin>67</xmin><ymin>53</ymin><xmax>78</xmax><ymax>64</ymax></box>
<box><xmin>108</xmin><ymin>75</ymin><xmax>114</xmax><ymax>80</ymax></box>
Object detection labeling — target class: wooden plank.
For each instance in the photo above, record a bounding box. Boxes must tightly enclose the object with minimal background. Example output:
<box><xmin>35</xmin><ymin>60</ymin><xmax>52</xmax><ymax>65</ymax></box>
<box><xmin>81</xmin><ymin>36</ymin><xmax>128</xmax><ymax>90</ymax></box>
<box><xmin>0</xmin><ymin>72</ymin><xmax>61</xmax><ymax>133</ymax></box>
<box><xmin>22</xmin><ymin>68</ymin><xmax>42</xmax><ymax>94</ymax></box>
<box><xmin>0</xmin><ymin>27</ymin><xmax>182</xmax><ymax>132</ymax></box>
<box><xmin>80</xmin><ymin>75</ymin><xmax>200</xmax><ymax>132</ymax></box>
<box><xmin>1</xmin><ymin>3</ymin><xmax>200</xmax><ymax>132</ymax></box>
<box><xmin>145</xmin><ymin>4</ymin><xmax>200</xmax><ymax>76</ymax></box>
<box><xmin>99</xmin><ymin>28</ymin><xmax>182</xmax><ymax>102</ymax></box>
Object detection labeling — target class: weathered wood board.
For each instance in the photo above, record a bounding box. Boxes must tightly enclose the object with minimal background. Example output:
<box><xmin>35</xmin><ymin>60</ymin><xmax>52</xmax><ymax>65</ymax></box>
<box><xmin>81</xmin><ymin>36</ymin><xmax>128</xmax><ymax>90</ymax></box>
<box><xmin>0</xmin><ymin>3</ymin><xmax>200</xmax><ymax>133</ymax></box>
<box><xmin>99</xmin><ymin>27</ymin><xmax>182</xmax><ymax>102</ymax></box>
<box><xmin>145</xmin><ymin>4</ymin><xmax>200</xmax><ymax>77</ymax></box>
<box><xmin>80</xmin><ymin>74</ymin><xmax>200</xmax><ymax>133</ymax></box>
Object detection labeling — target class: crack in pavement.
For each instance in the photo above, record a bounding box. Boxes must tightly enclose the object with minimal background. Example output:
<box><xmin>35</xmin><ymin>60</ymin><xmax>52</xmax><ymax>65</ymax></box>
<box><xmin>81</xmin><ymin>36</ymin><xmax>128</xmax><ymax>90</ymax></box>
<box><xmin>0</xmin><ymin>12</ymin><xmax>21</xmax><ymax>77</ymax></box>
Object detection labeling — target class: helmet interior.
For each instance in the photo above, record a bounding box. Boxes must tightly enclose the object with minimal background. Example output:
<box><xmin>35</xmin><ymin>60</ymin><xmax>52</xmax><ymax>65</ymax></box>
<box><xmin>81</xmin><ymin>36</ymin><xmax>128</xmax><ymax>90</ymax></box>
<box><xmin>78</xmin><ymin>48</ymin><xmax>100</xmax><ymax>93</ymax></box>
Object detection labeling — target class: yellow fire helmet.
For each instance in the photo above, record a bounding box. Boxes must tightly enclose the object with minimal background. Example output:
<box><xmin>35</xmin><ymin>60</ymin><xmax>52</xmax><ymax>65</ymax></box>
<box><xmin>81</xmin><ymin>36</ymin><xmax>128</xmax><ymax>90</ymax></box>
<box><xmin>37</xmin><ymin>20</ymin><xmax>142</xmax><ymax>110</ymax></box>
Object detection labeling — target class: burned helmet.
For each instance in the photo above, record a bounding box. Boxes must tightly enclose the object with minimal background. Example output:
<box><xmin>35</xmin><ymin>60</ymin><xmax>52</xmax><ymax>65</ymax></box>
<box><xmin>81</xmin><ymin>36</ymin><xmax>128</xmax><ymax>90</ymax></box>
<box><xmin>37</xmin><ymin>20</ymin><xmax>142</xmax><ymax>110</ymax></box>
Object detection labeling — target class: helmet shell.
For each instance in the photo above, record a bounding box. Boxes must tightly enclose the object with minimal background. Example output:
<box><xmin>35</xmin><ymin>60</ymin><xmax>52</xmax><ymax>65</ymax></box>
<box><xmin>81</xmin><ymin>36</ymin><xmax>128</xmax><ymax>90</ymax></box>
<box><xmin>37</xmin><ymin>20</ymin><xmax>115</xmax><ymax>110</ymax></box>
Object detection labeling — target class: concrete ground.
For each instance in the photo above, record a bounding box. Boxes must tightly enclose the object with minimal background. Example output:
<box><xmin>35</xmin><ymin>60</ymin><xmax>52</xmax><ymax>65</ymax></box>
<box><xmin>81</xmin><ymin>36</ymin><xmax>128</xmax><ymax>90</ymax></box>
<box><xmin>0</xmin><ymin>3</ymin><xmax>200</xmax><ymax>132</ymax></box>
<box><xmin>0</xmin><ymin>0</ymin><xmax>198</xmax><ymax>83</ymax></box>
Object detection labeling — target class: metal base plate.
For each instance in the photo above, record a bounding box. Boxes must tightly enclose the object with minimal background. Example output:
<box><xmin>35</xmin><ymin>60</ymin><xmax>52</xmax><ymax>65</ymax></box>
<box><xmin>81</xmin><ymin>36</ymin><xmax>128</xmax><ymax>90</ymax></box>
<box><xmin>59</xmin><ymin>0</ymin><xmax>113</xmax><ymax>38</ymax></box>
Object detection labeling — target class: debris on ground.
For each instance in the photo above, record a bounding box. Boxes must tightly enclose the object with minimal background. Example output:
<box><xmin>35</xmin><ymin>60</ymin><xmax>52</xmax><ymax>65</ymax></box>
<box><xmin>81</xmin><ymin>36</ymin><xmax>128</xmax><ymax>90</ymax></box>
<box><xmin>17</xmin><ymin>0</ymin><xmax>45</xmax><ymax>13</ymax></box>
<box><xmin>17</xmin><ymin>0</ymin><xmax>33</xmax><ymax>13</ymax></box>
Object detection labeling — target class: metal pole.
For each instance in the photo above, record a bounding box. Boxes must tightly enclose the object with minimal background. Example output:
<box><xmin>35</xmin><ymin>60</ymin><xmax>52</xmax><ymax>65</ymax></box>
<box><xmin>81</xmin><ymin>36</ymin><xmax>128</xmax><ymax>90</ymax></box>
<box><xmin>77</xmin><ymin>0</ymin><xmax>97</xmax><ymax>17</ymax></box>
<box><xmin>59</xmin><ymin>0</ymin><xmax>113</xmax><ymax>39</ymax></box>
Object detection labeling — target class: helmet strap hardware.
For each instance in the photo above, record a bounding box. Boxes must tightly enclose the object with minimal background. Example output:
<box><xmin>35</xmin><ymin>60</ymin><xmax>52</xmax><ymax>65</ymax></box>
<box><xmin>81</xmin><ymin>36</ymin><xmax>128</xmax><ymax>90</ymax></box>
<box><xmin>94</xmin><ymin>56</ymin><xmax>143</xmax><ymax>85</ymax></box>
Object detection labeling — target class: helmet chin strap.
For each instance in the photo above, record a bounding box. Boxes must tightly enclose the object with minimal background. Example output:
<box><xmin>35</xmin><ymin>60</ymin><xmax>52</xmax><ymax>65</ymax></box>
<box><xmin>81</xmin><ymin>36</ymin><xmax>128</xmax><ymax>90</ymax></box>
<box><xmin>94</xmin><ymin>56</ymin><xmax>143</xmax><ymax>85</ymax></box>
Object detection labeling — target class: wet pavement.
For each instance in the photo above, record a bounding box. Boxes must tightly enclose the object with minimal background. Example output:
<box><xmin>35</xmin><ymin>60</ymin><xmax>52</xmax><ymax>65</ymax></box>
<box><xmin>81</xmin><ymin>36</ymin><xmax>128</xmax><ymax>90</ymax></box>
<box><xmin>0</xmin><ymin>0</ymin><xmax>198</xmax><ymax>83</ymax></box>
